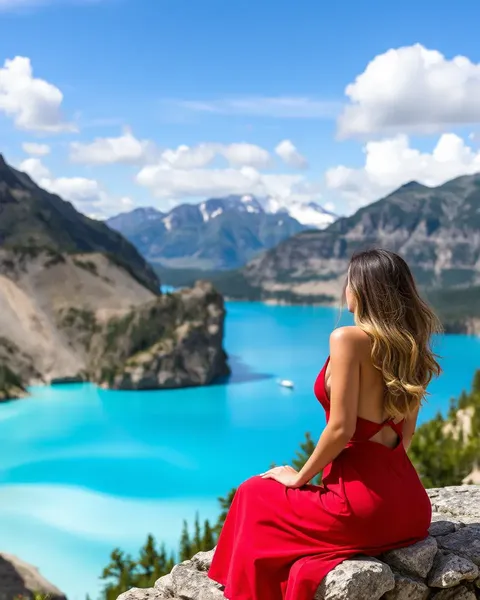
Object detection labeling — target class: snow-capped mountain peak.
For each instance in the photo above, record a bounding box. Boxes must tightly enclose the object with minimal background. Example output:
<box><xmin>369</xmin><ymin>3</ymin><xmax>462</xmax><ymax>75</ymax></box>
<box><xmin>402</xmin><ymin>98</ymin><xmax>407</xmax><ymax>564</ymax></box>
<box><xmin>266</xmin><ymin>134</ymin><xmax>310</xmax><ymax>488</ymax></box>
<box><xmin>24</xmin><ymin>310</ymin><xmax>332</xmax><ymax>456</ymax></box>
<box><xmin>259</xmin><ymin>196</ymin><xmax>337</xmax><ymax>229</ymax></box>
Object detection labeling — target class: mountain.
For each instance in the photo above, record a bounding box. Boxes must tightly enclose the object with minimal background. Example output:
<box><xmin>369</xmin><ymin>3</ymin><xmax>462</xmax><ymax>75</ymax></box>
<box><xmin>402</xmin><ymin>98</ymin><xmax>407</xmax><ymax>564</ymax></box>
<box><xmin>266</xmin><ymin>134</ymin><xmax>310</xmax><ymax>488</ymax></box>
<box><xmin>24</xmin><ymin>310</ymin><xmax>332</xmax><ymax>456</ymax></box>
<box><xmin>106</xmin><ymin>206</ymin><xmax>164</xmax><ymax>235</ymax></box>
<box><xmin>240</xmin><ymin>174</ymin><xmax>480</xmax><ymax>299</ymax></box>
<box><xmin>155</xmin><ymin>174</ymin><xmax>480</xmax><ymax>331</ymax></box>
<box><xmin>0</xmin><ymin>154</ymin><xmax>229</xmax><ymax>398</ymax></box>
<box><xmin>107</xmin><ymin>195</ymin><xmax>309</xmax><ymax>269</ymax></box>
<box><xmin>260</xmin><ymin>197</ymin><xmax>338</xmax><ymax>229</ymax></box>
<box><xmin>0</xmin><ymin>154</ymin><xmax>160</xmax><ymax>293</ymax></box>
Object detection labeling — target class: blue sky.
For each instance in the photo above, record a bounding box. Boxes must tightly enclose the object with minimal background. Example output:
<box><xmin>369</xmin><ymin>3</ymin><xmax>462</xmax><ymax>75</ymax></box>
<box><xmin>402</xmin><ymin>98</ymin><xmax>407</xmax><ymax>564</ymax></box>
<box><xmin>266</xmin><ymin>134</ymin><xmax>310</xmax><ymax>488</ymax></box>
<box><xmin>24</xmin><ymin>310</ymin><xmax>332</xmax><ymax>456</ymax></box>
<box><xmin>1</xmin><ymin>0</ymin><xmax>480</xmax><ymax>217</ymax></box>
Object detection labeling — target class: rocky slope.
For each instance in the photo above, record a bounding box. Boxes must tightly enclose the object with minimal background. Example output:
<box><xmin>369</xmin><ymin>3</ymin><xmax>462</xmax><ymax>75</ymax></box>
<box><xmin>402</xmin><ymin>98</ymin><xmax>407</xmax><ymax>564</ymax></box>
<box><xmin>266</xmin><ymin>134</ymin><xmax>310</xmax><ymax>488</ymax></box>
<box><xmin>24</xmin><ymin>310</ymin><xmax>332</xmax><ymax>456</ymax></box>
<box><xmin>89</xmin><ymin>280</ymin><xmax>230</xmax><ymax>389</ymax></box>
<box><xmin>0</xmin><ymin>552</ymin><xmax>66</xmax><ymax>599</ymax></box>
<box><xmin>0</xmin><ymin>153</ymin><xmax>229</xmax><ymax>398</ymax></box>
<box><xmin>118</xmin><ymin>486</ymin><xmax>480</xmax><ymax>600</ymax></box>
<box><xmin>107</xmin><ymin>195</ymin><xmax>308</xmax><ymax>270</ymax></box>
<box><xmin>0</xmin><ymin>248</ymin><xmax>229</xmax><ymax>396</ymax></box>
<box><xmin>0</xmin><ymin>153</ymin><xmax>159</xmax><ymax>293</ymax></box>
<box><xmin>238</xmin><ymin>175</ymin><xmax>480</xmax><ymax>304</ymax></box>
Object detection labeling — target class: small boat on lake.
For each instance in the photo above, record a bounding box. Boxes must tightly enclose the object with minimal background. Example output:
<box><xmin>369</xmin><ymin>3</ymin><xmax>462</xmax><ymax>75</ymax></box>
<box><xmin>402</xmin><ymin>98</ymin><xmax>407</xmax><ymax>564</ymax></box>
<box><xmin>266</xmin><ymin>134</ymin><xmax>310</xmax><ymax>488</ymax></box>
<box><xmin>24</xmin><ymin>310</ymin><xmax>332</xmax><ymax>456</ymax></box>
<box><xmin>278</xmin><ymin>379</ymin><xmax>294</xmax><ymax>389</ymax></box>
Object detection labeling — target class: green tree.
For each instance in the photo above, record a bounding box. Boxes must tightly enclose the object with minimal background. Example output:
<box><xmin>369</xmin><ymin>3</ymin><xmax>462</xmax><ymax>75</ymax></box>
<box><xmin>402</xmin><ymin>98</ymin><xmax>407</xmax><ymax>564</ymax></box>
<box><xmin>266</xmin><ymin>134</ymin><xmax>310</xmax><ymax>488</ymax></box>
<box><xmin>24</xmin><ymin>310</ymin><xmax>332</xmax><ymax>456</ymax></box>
<box><xmin>193</xmin><ymin>512</ymin><xmax>202</xmax><ymax>554</ymax></box>
<box><xmin>137</xmin><ymin>534</ymin><xmax>162</xmax><ymax>585</ymax></box>
<box><xmin>100</xmin><ymin>548</ymin><xmax>137</xmax><ymax>600</ymax></box>
<box><xmin>409</xmin><ymin>369</ymin><xmax>480</xmax><ymax>488</ymax></box>
<box><xmin>214</xmin><ymin>488</ymin><xmax>236</xmax><ymax>537</ymax></box>
<box><xmin>202</xmin><ymin>519</ymin><xmax>215</xmax><ymax>551</ymax></box>
<box><xmin>179</xmin><ymin>520</ymin><xmax>192</xmax><ymax>562</ymax></box>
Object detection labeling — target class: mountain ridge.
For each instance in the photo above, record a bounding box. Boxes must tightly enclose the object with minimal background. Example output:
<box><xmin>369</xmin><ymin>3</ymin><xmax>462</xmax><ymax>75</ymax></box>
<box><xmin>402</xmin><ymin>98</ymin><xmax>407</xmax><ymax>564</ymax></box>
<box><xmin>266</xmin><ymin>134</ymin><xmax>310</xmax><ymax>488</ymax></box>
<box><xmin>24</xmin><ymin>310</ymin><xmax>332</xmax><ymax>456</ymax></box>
<box><xmin>0</xmin><ymin>153</ymin><xmax>160</xmax><ymax>294</ymax></box>
<box><xmin>107</xmin><ymin>194</ymin><xmax>328</xmax><ymax>270</ymax></box>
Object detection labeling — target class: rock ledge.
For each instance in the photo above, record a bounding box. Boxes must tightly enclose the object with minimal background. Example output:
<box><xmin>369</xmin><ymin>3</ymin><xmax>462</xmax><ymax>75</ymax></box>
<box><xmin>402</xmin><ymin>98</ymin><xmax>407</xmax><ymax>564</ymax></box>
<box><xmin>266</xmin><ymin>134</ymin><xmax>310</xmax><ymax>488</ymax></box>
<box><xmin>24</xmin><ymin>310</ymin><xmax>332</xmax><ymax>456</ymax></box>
<box><xmin>117</xmin><ymin>486</ymin><xmax>480</xmax><ymax>600</ymax></box>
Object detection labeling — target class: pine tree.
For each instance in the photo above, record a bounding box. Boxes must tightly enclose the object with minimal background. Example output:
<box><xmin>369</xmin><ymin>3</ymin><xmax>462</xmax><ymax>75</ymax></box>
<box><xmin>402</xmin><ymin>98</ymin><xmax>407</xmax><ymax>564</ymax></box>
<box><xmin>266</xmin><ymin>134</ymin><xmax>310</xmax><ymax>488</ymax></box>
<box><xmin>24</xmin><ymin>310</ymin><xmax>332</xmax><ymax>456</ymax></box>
<box><xmin>193</xmin><ymin>512</ymin><xmax>202</xmax><ymax>554</ymax></box>
<box><xmin>137</xmin><ymin>534</ymin><xmax>160</xmax><ymax>584</ymax></box>
<box><xmin>100</xmin><ymin>548</ymin><xmax>137</xmax><ymax>600</ymax></box>
<box><xmin>214</xmin><ymin>488</ymin><xmax>236</xmax><ymax>537</ymax></box>
<box><xmin>179</xmin><ymin>519</ymin><xmax>192</xmax><ymax>561</ymax></box>
<box><xmin>202</xmin><ymin>519</ymin><xmax>215</xmax><ymax>551</ymax></box>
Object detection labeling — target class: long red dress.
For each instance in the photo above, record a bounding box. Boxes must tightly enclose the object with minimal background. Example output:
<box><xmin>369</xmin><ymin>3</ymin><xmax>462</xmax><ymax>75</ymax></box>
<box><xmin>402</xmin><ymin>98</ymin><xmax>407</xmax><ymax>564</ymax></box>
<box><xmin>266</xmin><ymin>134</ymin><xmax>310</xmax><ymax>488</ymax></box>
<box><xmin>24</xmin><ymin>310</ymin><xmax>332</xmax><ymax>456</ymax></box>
<box><xmin>208</xmin><ymin>356</ymin><xmax>432</xmax><ymax>600</ymax></box>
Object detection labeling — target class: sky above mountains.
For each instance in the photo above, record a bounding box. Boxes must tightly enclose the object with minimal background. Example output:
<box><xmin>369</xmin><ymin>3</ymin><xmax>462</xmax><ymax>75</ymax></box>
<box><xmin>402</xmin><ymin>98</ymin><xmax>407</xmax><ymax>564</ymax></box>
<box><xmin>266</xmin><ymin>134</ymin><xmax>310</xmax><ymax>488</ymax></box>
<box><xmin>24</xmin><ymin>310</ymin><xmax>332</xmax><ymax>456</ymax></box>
<box><xmin>1</xmin><ymin>0</ymin><xmax>480</xmax><ymax>218</ymax></box>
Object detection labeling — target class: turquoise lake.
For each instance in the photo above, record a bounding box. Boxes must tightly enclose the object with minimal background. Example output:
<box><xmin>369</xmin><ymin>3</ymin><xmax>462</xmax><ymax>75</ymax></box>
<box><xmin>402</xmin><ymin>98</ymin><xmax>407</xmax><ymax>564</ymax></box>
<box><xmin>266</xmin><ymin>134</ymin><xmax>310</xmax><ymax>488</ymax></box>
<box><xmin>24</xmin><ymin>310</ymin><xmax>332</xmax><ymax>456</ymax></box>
<box><xmin>0</xmin><ymin>302</ymin><xmax>479</xmax><ymax>599</ymax></box>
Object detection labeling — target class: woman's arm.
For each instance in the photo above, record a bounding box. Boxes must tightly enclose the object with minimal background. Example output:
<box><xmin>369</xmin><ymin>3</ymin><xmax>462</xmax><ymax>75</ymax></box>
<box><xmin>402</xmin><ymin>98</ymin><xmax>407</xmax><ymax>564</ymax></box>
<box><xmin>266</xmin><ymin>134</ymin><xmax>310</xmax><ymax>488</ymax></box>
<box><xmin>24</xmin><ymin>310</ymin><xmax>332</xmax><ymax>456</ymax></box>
<box><xmin>294</xmin><ymin>328</ymin><xmax>361</xmax><ymax>487</ymax></box>
<box><xmin>402</xmin><ymin>405</ymin><xmax>420</xmax><ymax>452</ymax></box>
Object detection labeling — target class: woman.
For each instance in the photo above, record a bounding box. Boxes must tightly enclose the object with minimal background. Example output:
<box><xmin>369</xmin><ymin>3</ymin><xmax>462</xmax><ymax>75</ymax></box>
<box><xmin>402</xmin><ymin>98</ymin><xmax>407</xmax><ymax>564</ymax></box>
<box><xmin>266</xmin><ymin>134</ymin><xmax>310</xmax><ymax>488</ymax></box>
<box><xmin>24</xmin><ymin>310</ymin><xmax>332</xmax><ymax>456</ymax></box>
<box><xmin>208</xmin><ymin>248</ymin><xmax>442</xmax><ymax>600</ymax></box>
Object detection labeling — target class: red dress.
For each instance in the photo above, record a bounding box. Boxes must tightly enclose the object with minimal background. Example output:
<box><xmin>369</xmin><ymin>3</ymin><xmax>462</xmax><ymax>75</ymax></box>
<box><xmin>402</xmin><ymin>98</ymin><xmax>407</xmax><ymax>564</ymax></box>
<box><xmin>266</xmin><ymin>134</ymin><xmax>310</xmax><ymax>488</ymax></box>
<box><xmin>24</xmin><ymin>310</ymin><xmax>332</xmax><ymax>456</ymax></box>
<box><xmin>208</xmin><ymin>357</ymin><xmax>431</xmax><ymax>600</ymax></box>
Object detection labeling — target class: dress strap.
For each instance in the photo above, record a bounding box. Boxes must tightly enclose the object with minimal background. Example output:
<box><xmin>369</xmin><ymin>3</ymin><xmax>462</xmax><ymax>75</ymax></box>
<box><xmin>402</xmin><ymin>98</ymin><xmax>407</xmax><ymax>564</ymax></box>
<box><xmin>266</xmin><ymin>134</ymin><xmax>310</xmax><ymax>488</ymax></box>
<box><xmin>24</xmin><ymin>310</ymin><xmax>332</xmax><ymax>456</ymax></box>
<box><xmin>383</xmin><ymin>418</ymin><xmax>404</xmax><ymax>438</ymax></box>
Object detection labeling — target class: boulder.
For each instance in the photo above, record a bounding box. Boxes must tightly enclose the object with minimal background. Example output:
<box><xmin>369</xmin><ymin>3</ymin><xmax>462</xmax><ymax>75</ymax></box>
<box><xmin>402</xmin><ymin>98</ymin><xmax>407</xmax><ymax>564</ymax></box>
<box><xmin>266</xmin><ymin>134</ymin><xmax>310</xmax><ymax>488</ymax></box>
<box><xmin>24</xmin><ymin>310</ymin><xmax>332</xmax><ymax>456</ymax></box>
<box><xmin>381</xmin><ymin>536</ymin><xmax>438</xmax><ymax>579</ymax></box>
<box><xmin>383</xmin><ymin>572</ymin><xmax>430</xmax><ymax>600</ymax></box>
<box><xmin>431</xmin><ymin>585</ymin><xmax>477</xmax><ymax>599</ymax></box>
<box><xmin>437</xmin><ymin>527</ymin><xmax>480</xmax><ymax>566</ymax></box>
<box><xmin>428</xmin><ymin>550</ymin><xmax>479</xmax><ymax>588</ymax></box>
<box><xmin>314</xmin><ymin>557</ymin><xmax>394</xmax><ymax>600</ymax></box>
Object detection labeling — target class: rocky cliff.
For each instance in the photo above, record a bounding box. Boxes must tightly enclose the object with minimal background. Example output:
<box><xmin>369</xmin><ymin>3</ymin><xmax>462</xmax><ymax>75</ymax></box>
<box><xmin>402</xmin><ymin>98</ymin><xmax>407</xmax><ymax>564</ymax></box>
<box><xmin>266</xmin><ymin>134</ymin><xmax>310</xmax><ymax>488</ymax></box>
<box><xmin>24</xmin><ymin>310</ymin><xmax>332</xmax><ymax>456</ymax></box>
<box><xmin>0</xmin><ymin>153</ymin><xmax>229</xmax><ymax>398</ymax></box>
<box><xmin>0</xmin><ymin>552</ymin><xmax>66</xmax><ymax>599</ymax></box>
<box><xmin>117</xmin><ymin>486</ymin><xmax>480</xmax><ymax>600</ymax></box>
<box><xmin>89</xmin><ymin>280</ymin><xmax>230</xmax><ymax>389</ymax></box>
<box><xmin>0</xmin><ymin>248</ymin><xmax>229</xmax><ymax>396</ymax></box>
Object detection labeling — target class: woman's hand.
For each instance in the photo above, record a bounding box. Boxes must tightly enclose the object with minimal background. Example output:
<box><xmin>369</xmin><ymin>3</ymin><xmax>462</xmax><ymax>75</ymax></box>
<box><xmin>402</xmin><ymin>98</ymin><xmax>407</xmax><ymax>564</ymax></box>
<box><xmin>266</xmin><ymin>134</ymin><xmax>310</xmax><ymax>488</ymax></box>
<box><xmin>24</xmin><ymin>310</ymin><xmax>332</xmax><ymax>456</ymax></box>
<box><xmin>259</xmin><ymin>465</ymin><xmax>303</xmax><ymax>488</ymax></box>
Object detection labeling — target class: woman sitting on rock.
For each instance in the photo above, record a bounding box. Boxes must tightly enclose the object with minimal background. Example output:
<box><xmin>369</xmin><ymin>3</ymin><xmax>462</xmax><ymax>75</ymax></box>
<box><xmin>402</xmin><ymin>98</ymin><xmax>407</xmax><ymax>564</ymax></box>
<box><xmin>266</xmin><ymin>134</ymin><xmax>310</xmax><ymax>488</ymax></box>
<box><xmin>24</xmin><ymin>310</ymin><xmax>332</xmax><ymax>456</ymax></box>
<box><xmin>208</xmin><ymin>248</ymin><xmax>442</xmax><ymax>600</ymax></box>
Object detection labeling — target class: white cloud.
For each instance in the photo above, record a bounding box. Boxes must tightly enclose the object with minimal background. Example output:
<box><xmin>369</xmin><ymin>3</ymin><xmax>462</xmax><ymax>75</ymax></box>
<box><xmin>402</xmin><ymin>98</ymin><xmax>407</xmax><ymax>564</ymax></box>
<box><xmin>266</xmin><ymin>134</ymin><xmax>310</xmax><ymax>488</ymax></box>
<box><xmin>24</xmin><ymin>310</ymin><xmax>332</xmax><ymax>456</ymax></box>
<box><xmin>69</xmin><ymin>137</ymin><xmax>271</xmax><ymax>170</ymax></box>
<box><xmin>136</xmin><ymin>162</ymin><xmax>315</xmax><ymax>205</ymax></box>
<box><xmin>275</xmin><ymin>139</ymin><xmax>308</xmax><ymax>169</ymax></box>
<box><xmin>70</xmin><ymin>129</ymin><xmax>155</xmax><ymax>165</ymax></box>
<box><xmin>19</xmin><ymin>157</ymin><xmax>51</xmax><ymax>180</ymax></box>
<box><xmin>18</xmin><ymin>157</ymin><xmax>126</xmax><ymax>217</ymax></box>
<box><xmin>338</xmin><ymin>44</ymin><xmax>480</xmax><ymax>138</ymax></box>
<box><xmin>22</xmin><ymin>142</ymin><xmax>51</xmax><ymax>156</ymax></box>
<box><xmin>0</xmin><ymin>56</ymin><xmax>75</xmax><ymax>132</ymax></box>
<box><xmin>177</xmin><ymin>97</ymin><xmax>339</xmax><ymax>119</ymax></box>
<box><xmin>161</xmin><ymin>144</ymin><xmax>218</xmax><ymax>169</ymax></box>
<box><xmin>326</xmin><ymin>133</ymin><xmax>480</xmax><ymax>208</ymax></box>
<box><xmin>158</xmin><ymin>142</ymin><xmax>271</xmax><ymax>170</ymax></box>
<box><xmin>220</xmin><ymin>143</ymin><xmax>270</xmax><ymax>168</ymax></box>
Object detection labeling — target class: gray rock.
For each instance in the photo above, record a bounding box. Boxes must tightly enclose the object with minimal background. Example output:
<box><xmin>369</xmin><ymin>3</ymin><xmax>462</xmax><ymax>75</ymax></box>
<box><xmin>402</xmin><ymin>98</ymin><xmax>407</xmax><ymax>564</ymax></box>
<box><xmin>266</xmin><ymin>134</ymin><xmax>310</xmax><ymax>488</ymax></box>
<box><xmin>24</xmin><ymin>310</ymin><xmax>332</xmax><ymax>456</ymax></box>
<box><xmin>431</xmin><ymin>585</ymin><xmax>477</xmax><ymax>599</ymax></box>
<box><xmin>383</xmin><ymin>572</ymin><xmax>430</xmax><ymax>600</ymax></box>
<box><xmin>430</xmin><ymin>514</ymin><xmax>465</xmax><ymax>531</ymax></box>
<box><xmin>170</xmin><ymin>562</ymin><xmax>224</xmax><ymax>600</ymax></box>
<box><xmin>428</xmin><ymin>487</ymin><xmax>480</xmax><ymax>521</ymax></box>
<box><xmin>437</xmin><ymin>526</ymin><xmax>480</xmax><ymax>566</ymax></box>
<box><xmin>314</xmin><ymin>557</ymin><xmax>395</xmax><ymax>600</ymax></box>
<box><xmin>428</xmin><ymin>551</ymin><xmax>479</xmax><ymax>588</ymax></box>
<box><xmin>191</xmin><ymin>549</ymin><xmax>215</xmax><ymax>572</ymax></box>
<box><xmin>154</xmin><ymin>572</ymin><xmax>174</xmax><ymax>596</ymax></box>
<box><xmin>0</xmin><ymin>552</ymin><xmax>66</xmax><ymax>600</ymax></box>
<box><xmin>118</xmin><ymin>588</ymin><xmax>169</xmax><ymax>600</ymax></box>
<box><xmin>382</xmin><ymin>536</ymin><xmax>438</xmax><ymax>578</ymax></box>
<box><xmin>429</xmin><ymin>521</ymin><xmax>457</xmax><ymax>537</ymax></box>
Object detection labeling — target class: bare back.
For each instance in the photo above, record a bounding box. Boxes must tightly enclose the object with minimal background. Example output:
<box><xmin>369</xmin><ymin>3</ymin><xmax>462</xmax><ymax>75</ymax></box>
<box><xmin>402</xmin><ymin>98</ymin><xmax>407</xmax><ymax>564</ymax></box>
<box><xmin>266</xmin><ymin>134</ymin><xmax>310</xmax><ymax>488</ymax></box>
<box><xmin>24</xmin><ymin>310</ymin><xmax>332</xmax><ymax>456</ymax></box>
<box><xmin>325</xmin><ymin>326</ymin><xmax>402</xmax><ymax>449</ymax></box>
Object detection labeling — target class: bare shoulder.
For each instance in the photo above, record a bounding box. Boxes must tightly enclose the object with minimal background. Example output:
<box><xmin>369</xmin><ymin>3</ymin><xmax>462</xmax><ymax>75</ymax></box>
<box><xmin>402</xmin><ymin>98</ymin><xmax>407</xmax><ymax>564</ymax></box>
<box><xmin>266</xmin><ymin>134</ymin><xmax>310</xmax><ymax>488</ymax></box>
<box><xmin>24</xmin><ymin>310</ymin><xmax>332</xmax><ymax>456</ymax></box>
<box><xmin>330</xmin><ymin>326</ymin><xmax>370</xmax><ymax>354</ymax></box>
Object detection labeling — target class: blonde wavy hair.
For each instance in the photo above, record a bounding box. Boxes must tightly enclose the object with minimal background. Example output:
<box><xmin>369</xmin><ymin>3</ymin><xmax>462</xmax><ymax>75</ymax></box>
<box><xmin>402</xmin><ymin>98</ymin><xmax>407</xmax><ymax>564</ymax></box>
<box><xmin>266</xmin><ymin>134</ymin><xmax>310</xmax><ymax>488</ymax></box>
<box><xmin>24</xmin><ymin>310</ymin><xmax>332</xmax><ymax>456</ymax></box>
<box><xmin>344</xmin><ymin>249</ymin><xmax>442</xmax><ymax>419</ymax></box>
